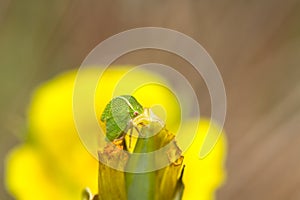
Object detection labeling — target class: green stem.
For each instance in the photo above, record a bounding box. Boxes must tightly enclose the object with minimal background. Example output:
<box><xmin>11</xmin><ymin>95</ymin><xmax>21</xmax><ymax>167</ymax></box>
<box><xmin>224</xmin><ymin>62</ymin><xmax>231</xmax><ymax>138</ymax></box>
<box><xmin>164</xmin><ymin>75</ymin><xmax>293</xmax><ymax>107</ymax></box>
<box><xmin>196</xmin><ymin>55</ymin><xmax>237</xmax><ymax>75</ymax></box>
<box><xmin>125</xmin><ymin>126</ymin><xmax>156</xmax><ymax>200</ymax></box>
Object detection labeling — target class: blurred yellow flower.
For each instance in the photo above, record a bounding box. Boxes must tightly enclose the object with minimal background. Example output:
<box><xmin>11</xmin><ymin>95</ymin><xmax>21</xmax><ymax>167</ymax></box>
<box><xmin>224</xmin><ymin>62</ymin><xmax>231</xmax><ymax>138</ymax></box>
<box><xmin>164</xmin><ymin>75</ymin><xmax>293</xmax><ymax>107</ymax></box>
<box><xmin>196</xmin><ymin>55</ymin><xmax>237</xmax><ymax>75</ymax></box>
<box><xmin>5</xmin><ymin>66</ymin><xmax>226</xmax><ymax>200</ymax></box>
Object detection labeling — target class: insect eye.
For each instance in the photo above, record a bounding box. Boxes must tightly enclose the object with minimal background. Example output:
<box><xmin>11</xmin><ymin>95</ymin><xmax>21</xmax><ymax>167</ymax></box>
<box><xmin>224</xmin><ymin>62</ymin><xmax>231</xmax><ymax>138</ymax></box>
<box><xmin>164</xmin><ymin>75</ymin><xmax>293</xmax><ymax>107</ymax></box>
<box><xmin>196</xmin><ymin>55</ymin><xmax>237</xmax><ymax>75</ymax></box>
<box><xmin>133</xmin><ymin>111</ymin><xmax>139</xmax><ymax>116</ymax></box>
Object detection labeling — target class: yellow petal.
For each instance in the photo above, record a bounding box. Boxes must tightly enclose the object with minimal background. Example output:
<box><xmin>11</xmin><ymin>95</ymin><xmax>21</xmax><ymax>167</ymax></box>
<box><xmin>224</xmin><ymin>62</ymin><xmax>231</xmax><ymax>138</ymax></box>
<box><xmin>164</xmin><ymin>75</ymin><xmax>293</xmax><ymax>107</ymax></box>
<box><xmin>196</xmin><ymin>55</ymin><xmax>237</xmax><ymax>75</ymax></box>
<box><xmin>5</xmin><ymin>145</ymin><xmax>71</xmax><ymax>200</ymax></box>
<box><xmin>179</xmin><ymin>119</ymin><xmax>227</xmax><ymax>200</ymax></box>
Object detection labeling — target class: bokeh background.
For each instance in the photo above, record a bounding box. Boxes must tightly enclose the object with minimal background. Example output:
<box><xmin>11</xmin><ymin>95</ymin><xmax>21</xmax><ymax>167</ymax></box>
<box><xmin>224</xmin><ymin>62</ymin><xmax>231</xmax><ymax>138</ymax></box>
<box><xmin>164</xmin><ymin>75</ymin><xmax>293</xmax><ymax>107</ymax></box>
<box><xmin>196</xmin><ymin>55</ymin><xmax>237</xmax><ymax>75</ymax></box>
<box><xmin>1</xmin><ymin>0</ymin><xmax>300</xmax><ymax>199</ymax></box>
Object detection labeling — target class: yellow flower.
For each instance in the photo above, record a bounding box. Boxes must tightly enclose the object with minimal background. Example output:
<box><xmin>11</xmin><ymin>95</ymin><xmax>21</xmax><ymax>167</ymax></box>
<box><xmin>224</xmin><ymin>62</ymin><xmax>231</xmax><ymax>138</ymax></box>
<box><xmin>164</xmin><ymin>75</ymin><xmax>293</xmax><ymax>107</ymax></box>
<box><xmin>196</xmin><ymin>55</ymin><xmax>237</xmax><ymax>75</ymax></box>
<box><xmin>5</xmin><ymin>66</ymin><xmax>226</xmax><ymax>200</ymax></box>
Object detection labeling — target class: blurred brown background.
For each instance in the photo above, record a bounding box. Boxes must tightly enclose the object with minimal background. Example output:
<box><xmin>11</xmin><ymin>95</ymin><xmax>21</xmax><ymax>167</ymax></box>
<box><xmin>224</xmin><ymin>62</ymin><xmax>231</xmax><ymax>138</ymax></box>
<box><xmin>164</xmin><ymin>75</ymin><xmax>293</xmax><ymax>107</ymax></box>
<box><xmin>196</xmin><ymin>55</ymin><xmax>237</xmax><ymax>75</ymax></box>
<box><xmin>1</xmin><ymin>0</ymin><xmax>300</xmax><ymax>199</ymax></box>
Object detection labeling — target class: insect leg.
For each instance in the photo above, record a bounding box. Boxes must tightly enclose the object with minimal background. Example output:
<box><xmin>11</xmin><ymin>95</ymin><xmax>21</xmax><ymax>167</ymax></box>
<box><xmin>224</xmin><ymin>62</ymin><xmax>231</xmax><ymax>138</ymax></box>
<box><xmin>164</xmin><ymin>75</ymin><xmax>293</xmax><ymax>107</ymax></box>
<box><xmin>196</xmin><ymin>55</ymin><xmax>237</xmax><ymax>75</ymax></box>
<box><xmin>129</xmin><ymin>127</ymin><xmax>133</xmax><ymax>148</ymax></box>
<box><xmin>134</xmin><ymin>126</ymin><xmax>140</xmax><ymax>135</ymax></box>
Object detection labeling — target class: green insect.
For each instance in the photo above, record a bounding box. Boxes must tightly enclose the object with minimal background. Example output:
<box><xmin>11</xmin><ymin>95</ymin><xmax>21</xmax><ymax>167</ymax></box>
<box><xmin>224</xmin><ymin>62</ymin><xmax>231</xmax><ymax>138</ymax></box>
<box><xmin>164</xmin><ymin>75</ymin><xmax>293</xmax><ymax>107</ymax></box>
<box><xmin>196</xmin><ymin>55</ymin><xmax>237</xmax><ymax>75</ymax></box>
<box><xmin>101</xmin><ymin>95</ymin><xmax>144</xmax><ymax>143</ymax></box>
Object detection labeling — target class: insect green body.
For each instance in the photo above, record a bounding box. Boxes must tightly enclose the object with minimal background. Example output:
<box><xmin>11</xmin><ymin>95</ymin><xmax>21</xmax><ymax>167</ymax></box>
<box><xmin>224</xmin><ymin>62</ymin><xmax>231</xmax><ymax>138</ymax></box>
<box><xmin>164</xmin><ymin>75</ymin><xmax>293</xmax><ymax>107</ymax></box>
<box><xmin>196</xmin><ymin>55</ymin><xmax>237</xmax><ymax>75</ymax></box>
<box><xmin>101</xmin><ymin>95</ymin><xmax>144</xmax><ymax>141</ymax></box>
